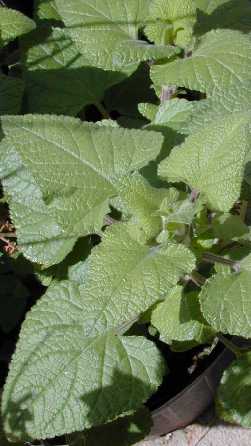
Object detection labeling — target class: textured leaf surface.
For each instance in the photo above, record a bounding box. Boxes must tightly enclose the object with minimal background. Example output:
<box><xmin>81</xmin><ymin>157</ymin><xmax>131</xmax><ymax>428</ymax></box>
<box><xmin>55</xmin><ymin>0</ymin><xmax>180</xmax><ymax>72</ymax></box>
<box><xmin>1</xmin><ymin>115</ymin><xmax>163</xmax><ymax>239</ymax></box>
<box><xmin>200</xmin><ymin>272</ymin><xmax>251</xmax><ymax>337</ymax></box>
<box><xmin>159</xmin><ymin>114</ymin><xmax>250</xmax><ymax>212</ymax></box>
<box><xmin>152</xmin><ymin>286</ymin><xmax>213</xmax><ymax>344</ymax></box>
<box><xmin>0</xmin><ymin>75</ymin><xmax>24</xmax><ymax>115</ymax></box>
<box><xmin>217</xmin><ymin>353</ymin><xmax>251</xmax><ymax>427</ymax></box>
<box><xmin>23</xmin><ymin>27</ymin><xmax>124</xmax><ymax>115</ymax></box>
<box><xmin>2</xmin><ymin>278</ymin><xmax>165</xmax><ymax>440</ymax></box>
<box><xmin>145</xmin><ymin>0</ymin><xmax>196</xmax><ymax>47</ymax></box>
<box><xmin>141</xmin><ymin>99</ymin><xmax>194</xmax><ymax>133</ymax></box>
<box><xmin>0</xmin><ymin>7</ymin><xmax>35</xmax><ymax>46</ymax></box>
<box><xmin>151</xmin><ymin>30</ymin><xmax>251</xmax><ymax>97</ymax></box>
<box><xmin>0</xmin><ymin>143</ymin><xmax>77</xmax><ymax>266</ymax></box>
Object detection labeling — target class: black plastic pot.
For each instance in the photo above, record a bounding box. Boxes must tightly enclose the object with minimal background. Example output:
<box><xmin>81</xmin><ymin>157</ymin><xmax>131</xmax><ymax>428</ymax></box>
<box><xmin>147</xmin><ymin>347</ymin><xmax>235</xmax><ymax>438</ymax></box>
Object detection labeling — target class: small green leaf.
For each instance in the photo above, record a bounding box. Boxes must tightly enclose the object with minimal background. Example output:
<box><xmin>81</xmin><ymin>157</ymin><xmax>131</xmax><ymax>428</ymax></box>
<box><xmin>0</xmin><ymin>7</ymin><xmax>35</xmax><ymax>46</ymax></box>
<box><xmin>159</xmin><ymin>114</ymin><xmax>250</xmax><ymax>212</ymax></box>
<box><xmin>217</xmin><ymin>352</ymin><xmax>251</xmax><ymax>427</ymax></box>
<box><xmin>200</xmin><ymin>272</ymin><xmax>251</xmax><ymax>338</ymax></box>
<box><xmin>212</xmin><ymin>214</ymin><xmax>249</xmax><ymax>241</ymax></box>
<box><xmin>34</xmin><ymin>0</ymin><xmax>61</xmax><ymax>22</ymax></box>
<box><xmin>145</xmin><ymin>0</ymin><xmax>196</xmax><ymax>48</ymax></box>
<box><xmin>23</xmin><ymin>27</ymin><xmax>124</xmax><ymax>115</ymax></box>
<box><xmin>55</xmin><ymin>0</ymin><xmax>180</xmax><ymax>73</ymax></box>
<box><xmin>152</xmin><ymin>286</ymin><xmax>214</xmax><ymax>344</ymax></box>
<box><xmin>0</xmin><ymin>75</ymin><xmax>24</xmax><ymax>115</ymax></box>
<box><xmin>1</xmin><ymin>115</ymin><xmax>164</xmax><ymax>239</ymax></box>
<box><xmin>117</xmin><ymin>173</ymin><xmax>171</xmax><ymax>242</ymax></box>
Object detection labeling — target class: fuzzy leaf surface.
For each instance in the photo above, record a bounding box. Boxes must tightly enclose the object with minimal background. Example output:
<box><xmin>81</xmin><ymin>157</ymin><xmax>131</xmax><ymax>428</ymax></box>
<box><xmin>0</xmin><ymin>7</ymin><xmax>35</xmax><ymax>46</ymax></box>
<box><xmin>152</xmin><ymin>286</ymin><xmax>214</xmax><ymax>344</ymax></box>
<box><xmin>55</xmin><ymin>0</ymin><xmax>180</xmax><ymax>72</ymax></box>
<box><xmin>1</xmin><ymin>115</ymin><xmax>163</xmax><ymax>238</ymax></box>
<box><xmin>200</xmin><ymin>272</ymin><xmax>251</xmax><ymax>338</ymax></box>
<box><xmin>158</xmin><ymin>114</ymin><xmax>250</xmax><ymax>212</ymax></box>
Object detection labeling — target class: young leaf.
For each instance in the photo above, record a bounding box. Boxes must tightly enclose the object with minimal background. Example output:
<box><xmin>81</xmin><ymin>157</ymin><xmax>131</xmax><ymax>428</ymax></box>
<box><xmin>55</xmin><ymin>0</ymin><xmax>180</xmax><ymax>72</ymax></box>
<box><xmin>145</xmin><ymin>0</ymin><xmax>196</xmax><ymax>48</ymax></box>
<box><xmin>217</xmin><ymin>352</ymin><xmax>251</xmax><ymax>428</ymax></box>
<box><xmin>2</xmin><ymin>278</ymin><xmax>165</xmax><ymax>440</ymax></box>
<box><xmin>23</xmin><ymin>27</ymin><xmax>124</xmax><ymax>115</ymax></box>
<box><xmin>200</xmin><ymin>272</ymin><xmax>251</xmax><ymax>338</ymax></box>
<box><xmin>0</xmin><ymin>75</ymin><xmax>24</xmax><ymax>115</ymax></box>
<box><xmin>34</xmin><ymin>0</ymin><xmax>61</xmax><ymax>22</ymax></box>
<box><xmin>152</xmin><ymin>286</ymin><xmax>214</xmax><ymax>344</ymax></box>
<box><xmin>0</xmin><ymin>7</ymin><xmax>35</xmax><ymax>46</ymax></box>
<box><xmin>158</xmin><ymin>114</ymin><xmax>250</xmax><ymax>212</ymax></box>
<box><xmin>151</xmin><ymin>30</ymin><xmax>251</xmax><ymax>97</ymax></box>
<box><xmin>1</xmin><ymin>115</ymin><xmax>164</xmax><ymax>238</ymax></box>
<box><xmin>0</xmin><ymin>144</ymin><xmax>77</xmax><ymax>266</ymax></box>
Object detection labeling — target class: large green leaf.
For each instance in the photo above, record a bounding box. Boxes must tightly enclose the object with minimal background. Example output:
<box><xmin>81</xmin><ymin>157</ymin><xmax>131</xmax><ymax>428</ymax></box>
<box><xmin>151</xmin><ymin>29</ymin><xmax>251</xmax><ymax>97</ymax></box>
<box><xmin>23</xmin><ymin>27</ymin><xmax>124</xmax><ymax>115</ymax></box>
<box><xmin>195</xmin><ymin>0</ymin><xmax>251</xmax><ymax>35</ymax></box>
<box><xmin>145</xmin><ymin>0</ymin><xmax>196</xmax><ymax>48</ymax></box>
<box><xmin>55</xmin><ymin>0</ymin><xmax>180</xmax><ymax>72</ymax></box>
<box><xmin>0</xmin><ymin>143</ymin><xmax>77</xmax><ymax>266</ymax></box>
<box><xmin>1</xmin><ymin>115</ymin><xmax>164</xmax><ymax>239</ymax></box>
<box><xmin>152</xmin><ymin>286</ymin><xmax>214</xmax><ymax>344</ymax></box>
<box><xmin>158</xmin><ymin>114</ymin><xmax>250</xmax><ymax>212</ymax></box>
<box><xmin>217</xmin><ymin>352</ymin><xmax>251</xmax><ymax>427</ymax></box>
<box><xmin>0</xmin><ymin>7</ymin><xmax>35</xmax><ymax>47</ymax></box>
<box><xmin>2</xmin><ymin>223</ymin><xmax>195</xmax><ymax>440</ymax></box>
<box><xmin>200</xmin><ymin>272</ymin><xmax>251</xmax><ymax>338</ymax></box>
<box><xmin>0</xmin><ymin>75</ymin><xmax>24</xmax><ymax>115</ymax></box>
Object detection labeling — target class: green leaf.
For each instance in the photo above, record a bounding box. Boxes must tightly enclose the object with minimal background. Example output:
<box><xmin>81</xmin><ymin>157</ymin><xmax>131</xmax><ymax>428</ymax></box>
<box><xmin>23</xmin><ymin>27</ymin><xmax>124</xmax><ymax>115</ymax></box>
<box><xmin>212</xmin><ymin>214</ymin><xmax>249</xmax><ymax>241</ymax></box>
<box><xmin>195</xmin><ymin>0</ymin><xmax>251</xmax><ymax>36</ymax></box>
<box><xmin>200</xmin><ymin>272</ymin><xmax>251</xmax><ymax>337</ymax></box>
<box><xmin>2</xmin><ymin>277</ymin><xmax>165</xmax><ymax>440</ymax></box>
<box><xmin>117</xmin><ymin>173</ymin><xmax>171</xmax><ymax>242</ymax></box>
<box><xmin>145</xmin><ymin>0</ymin><xmax>196</xmax><ymax>48</ymax></box>
<box><xmin>0</xmin><ymin>143</ymin><xmax>77</xmax><ymax>266</ymax></box>
<box><xmin>0</xmin><ymin>275</ymin><xmax>27</xmax><ymax>333</ymax></box>
<box><xmin>151</xmin><ymin>30</ymin><xmax>251</xmax><ymax>97</ymax></box>
<box><xmin>152</xmin><ymin>286</ymin><xmax>214</xmax><ymax>344</ymax></box>
<box><xmin>76</xmin><ymin>407</ymin><xmax>152</xmax><ymax>446</ymax></box>
<box><xmin>217</xmin><ymin>352</ymin><xmax>251</xmax><ymax>427</ymax></box>
<box><xmin>0</xmin><ymin>7</ymin><xmax>35</xmax><ymax>46</ymax></box>
<box><xmin>0</xmin><ymin>75</ymin><xmax>24</xmax><ymax>115</ymax></box>
<box><xmin>1</xmin><ymin>115</ymin><xmax>164</xmax><ymax>239</ymax></box>
<box><xmin>34</xmin><ymin>0</ymin><xmax>61</xmax><ymax>22</ymax></box>
<box><xmin>139</xmin><ymin>99</ymin><xmax>194</xmax><ymax>134</ymax></box>
<box><xmin>158</xmin><ymin>114</ymin><xmax>250</xmax><ymax>212</ymax></box>
<box><xmin>55</xmin><ymin>0</ymin><xmax>180</xmax><ymax>73</ymax></box>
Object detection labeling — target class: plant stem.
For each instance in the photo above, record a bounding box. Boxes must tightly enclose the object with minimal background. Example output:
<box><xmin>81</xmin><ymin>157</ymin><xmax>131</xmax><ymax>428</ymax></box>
<box><xmin>190</xmin><ymin>271</ymin><xmax>206</xmax><ymax>286</ymax></box>
<box><xmin>95</xmin><ymin>102</ymin><xmax>110</xmax><ymax>119</ymax></box>
<box><xmin>202</xmin><ymin>252</ymin><xmax>235</xmax><ymax>267</ymax></box>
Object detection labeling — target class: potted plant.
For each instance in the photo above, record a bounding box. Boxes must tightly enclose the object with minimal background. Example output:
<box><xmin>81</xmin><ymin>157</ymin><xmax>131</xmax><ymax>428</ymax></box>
<box><xmin>0</xmin><ymin>0</ymin><xmax>251</xmax><ymax>445</ymax></box>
